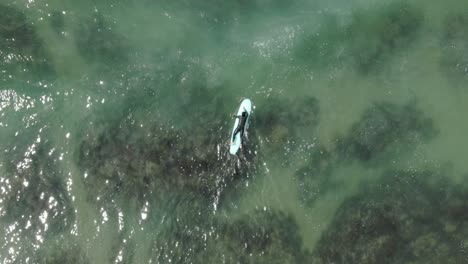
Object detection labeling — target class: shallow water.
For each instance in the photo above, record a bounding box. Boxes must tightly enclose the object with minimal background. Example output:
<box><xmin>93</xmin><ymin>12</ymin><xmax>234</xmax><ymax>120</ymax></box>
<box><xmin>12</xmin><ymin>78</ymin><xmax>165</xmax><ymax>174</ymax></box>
<box><xmin>1</xmin><ymin>0</ymin><xmax>468</xmax><ymax>263</ymax></box>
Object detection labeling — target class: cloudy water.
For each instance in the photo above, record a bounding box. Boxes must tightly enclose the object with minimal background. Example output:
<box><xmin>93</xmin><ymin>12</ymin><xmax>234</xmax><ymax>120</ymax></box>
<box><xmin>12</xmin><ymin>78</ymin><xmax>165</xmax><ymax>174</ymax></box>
<box><xmin>1</xmin><ymin>0</ymin><xmax>468</xmax><ymax>263</ymax></box>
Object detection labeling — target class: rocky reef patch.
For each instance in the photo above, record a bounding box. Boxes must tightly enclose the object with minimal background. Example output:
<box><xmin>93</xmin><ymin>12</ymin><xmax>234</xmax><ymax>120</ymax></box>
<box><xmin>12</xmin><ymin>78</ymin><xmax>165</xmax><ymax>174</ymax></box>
<box><xmin>312</xmin><ymin>168</ymin><xmax>468</xmax><ymax>264</ymax></box>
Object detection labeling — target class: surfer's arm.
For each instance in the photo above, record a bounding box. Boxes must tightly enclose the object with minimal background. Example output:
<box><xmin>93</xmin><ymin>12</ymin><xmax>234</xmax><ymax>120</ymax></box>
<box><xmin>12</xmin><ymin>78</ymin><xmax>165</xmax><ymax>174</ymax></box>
<box><xmin>233</xmin><ymin>115</ymin><xmax>241</xmax><ymax>118</ymax></box>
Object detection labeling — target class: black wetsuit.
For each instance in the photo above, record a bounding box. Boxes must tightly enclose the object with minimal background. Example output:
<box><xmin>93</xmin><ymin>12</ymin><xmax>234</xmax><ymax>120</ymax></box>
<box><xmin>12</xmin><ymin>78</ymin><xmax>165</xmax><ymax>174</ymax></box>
<box><xmin>233</xmin><ymin>111</ymin><xmax>248</xmax><ymax>141</ymax></box>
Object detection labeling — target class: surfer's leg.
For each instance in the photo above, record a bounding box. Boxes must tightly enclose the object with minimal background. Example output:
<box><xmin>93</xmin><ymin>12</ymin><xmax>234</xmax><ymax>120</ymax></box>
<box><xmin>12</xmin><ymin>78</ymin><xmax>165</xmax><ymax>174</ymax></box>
<box><xmin>239</xmin><ymin>129</ymin><xmax>246</xmax><ymax>147</ymax></box>
<box><xmin>232</xmin><ymin>128</ymin><xmax>240</xmax><ymax>141</ymax></box>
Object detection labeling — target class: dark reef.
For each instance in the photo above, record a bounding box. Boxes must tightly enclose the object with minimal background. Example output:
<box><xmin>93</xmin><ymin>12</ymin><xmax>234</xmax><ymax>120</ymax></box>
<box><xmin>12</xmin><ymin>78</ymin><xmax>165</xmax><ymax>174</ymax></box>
<box><xmin>165</xmin><ymin>0</ymin><xmax>297</xmax><ymax>26</ymax></box>
<box><xmin>346</xmin><ymin>2</ymin><xmax>423</xmax><ymax>73</ymax></box>
<box><xmin>335</xmin><ymin>101</ymin><xmax>437</xmax><ymax>165</ymax></box>
<box><xmin>295</xmin><ymin>100</ymin><xmax>437</xmax><ymax>208</ymax></box>
<box><xmin>0</xmin><ymin>4</ymin><xmax>55</xmax><ymax>80</ymax></box>
<box><xmin>49</xmin><ymin>11</ymin><xmax>66</xmax><ymax>35</ymax></box>
<box><xmin>312</xmin><ymin>169</ymin><xmax>468</xmax><ymax>264</ymax></box>
<box><xmin>295</xmin><ymin>2</ymin><xmax>423</xmax><ymax>74</ymax></box>
<box><xmin>36</xmin><ymin>240</ymin><xmax>90</xmax><ymax>264</ymax></box>
<box><xmin>78</xmin><ymin>118</ymin><xmax>221</xmax><ymax>204</ymax></box>
<box><xmin>150</xmin><ymin>209</ymin><xmax>313</xmax><ymax>264</ymax></box>
<box><xmin>77</xmin><ymin>82</ymin><xmax>259</xmax><ymax>210</ymax></box>
<box><xmin>440</xmin><ymin>12</ymin><xmax>468</xmax><ymax>84</ymax></box>
<box><xmin>1</xmin><ymin>143</ymin><xmax>74</xmax><ymax>235</ymax></box>
<box><xmin>75</xmin><ymin>13</ymin><xmax>129</xmax><ymax>70</ymax></box>
<box><xmin>294</xmin><ymin>144</ymin><xmax>334</xmax><ymax>207</ymax></box>
<box><xmin>255</xmin><ymin>95</ymin><xmax>320</xmax><ymax>154</ymax></box>
<box><xmin>293</xmin><ymin>15</ymin><xmax>345</xmax><ymax>71</ymax></box>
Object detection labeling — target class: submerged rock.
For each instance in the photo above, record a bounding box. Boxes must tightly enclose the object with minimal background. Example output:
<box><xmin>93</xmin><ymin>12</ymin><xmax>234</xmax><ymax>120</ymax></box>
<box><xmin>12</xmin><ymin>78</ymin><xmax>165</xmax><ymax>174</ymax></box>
<box><xmin>49</xmin><ymin>11</ymin><xmax>66</xmax><ymax>35</ymax></box>
<box><xmin>295</xmin><ymin>2</ymin><xmax>423</xmax><ymax>73</ymax></box>
<box><xmin>150</xmin><ymin>209</ymin><xmax>312</xmax><ymax>263</ymax></box>
<box><xmin>77</xmin><ymin>87</ymin><xmax>258</xmax><ymax>211</ymax></box>
<box><xmin>75</xmin><ymin>13</ymin><xmax>129</xmax><ymax>70</ymax></box>
<box><xmin>217</xmin><ymin>209</ymin><xmax>311</xmax><ymax>263</ymax></box>
<box><xmin>79</xmin><ymin>120</ymin><xmax>213</xmax><ymax>203</ymax></box>
<box><xmin>346</xmin><ymin>2</ymin><xmax>423</xmax><ymax>73</ymax></box>
<box><xmin>440</xmin><ymin>13</ymin><xmax>468</xmax><ymax>84</ymax></box>
<box><xmin>295</xmin><ymin>144</ymin><xmax>334</xmax><ymax>207</ymax></box>
<box><xmin>294</xmin><ymin>15</ymin><xmax>346</xmax><ymax>71</ymax></box>
<box><xmin>312</xmin><ymin>169</ymin><xmax>468</xmax><ymax>264</ymax></box>
<box><xmin>36</xmin><ymin>239</ymin><xmax>90</xmax><ymax>264</ymax></box>
<box><xmin>0</xmin><ymin>141</ymin><xmax>75</xmax><ymax>264</ymax></box>
<box><xmin>0</xmin><ymin>4</ymin><xmax>54</xmax><ymax>80</ymax></box>
<box><xmin>336</xmin><ymin>101</ymin><xmax>436</xmax><ymax>165</ymax></box>
<box><xmin>167</xmin><ymin>0</ymin><xmax>297</xmax><ymax>28</ymax></box>
<box><xmin>296</xmin><ymin>100</ymin><xmax>436</xmax><ymax>207</ymax></box>
<box><xmin>255</xmin><ymin>95</ymin><xmax>320</xmax><ymax>156</ymax></box>
<box><xmin>0</xmin><ymin>143</ymin><xmax>74</xmax><ymax>236</ymax></box>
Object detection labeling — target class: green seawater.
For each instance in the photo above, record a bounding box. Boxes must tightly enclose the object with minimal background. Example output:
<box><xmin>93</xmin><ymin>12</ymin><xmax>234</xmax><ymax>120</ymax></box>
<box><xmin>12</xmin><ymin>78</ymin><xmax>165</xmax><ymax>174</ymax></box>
<box><xmin>1</xmin><ymin>0</ymin><xmax>468</xmax><ymax>263</ymax></box>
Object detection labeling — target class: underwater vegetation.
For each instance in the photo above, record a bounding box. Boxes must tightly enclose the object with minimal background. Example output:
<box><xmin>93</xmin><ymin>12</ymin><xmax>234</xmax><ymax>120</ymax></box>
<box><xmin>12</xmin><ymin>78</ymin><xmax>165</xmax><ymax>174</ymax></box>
<box><xmin>77</xmin><ymin>84</ymin><xmax>258</xmax><ymax>211</ymax></box>
<box><xmin>150</xmin><ymin>208</ymin><xmax>312</xmax><ymax>263</ymax></box>
<box><xmin>0</xmin><ymin>143</ymin><xmax>74</xmax><ymax>236</ymax></box>
<box><xmin>293</xmin><ymin>14</ymin><xmax>345</xmax><ymax>72</ymax></box>
<box><xmin>35</xmin><ymin>239</ymin><xmax>90</xmax><ymax>264</ymax></box>
<box><xmin>49</xmin><ymin>11</ymin><xmax>66</xmax><ymax>36</ymax></box>
<box><xmin>75</xmin><ymin>12</ymin><xmax>129</xmax><ymax>70</ymax></box>
<box><xmin>312</xmin><ymin>169</ymin><xmax>468</xmax><ymax>264</ymax></box>
<box><xmin>0</xmin><ymin>141</ymin><xmax>74</xmax><ymax>263</ymax></box>
<box><xmin>78</xmin><ymin>118</ymin><xmax>217</xmax><ymax>205</ymax></box>
<box><xmin>294</xmin><ymin>144</ymin><xmax>334</xmax><ymax>207</ymax></box>
<box><xmin>295</xmin><ymin>2</ymin><xmax>423</xmax><ymax>74</ymax></box>
<box><xmin>440</xmin><ymin>12</ymin><xmax>468</xmax><ymax>84</ymax></box>
<box><xmin>144</xmin><ymin>191</ymin><xmax>218</xmax><ymax>263</ymax></box>
<box><xmin>335</xmin><ymin>101</ymin><xmax>436</xmax><ymax>165</ymax></box>
<box><xmin>216</xmin><ymin>209</ymin><xmax>313</xmax><ymax>263</ymax></box>
<box><xmin>255</xmin><ymin>95</ymin><xmax>319</xmax><ymax>153</ymax></box>
<box><xmin>294</xmin><ymin>100</ymin><xmax>437</xmax><ymax>208</ymax></box>
<box><xmin>163</xmin><ymin>0</ymin><xmax>296</xmax><ymax>25</ymax></box>
<box><xmin>156</xmin><ymin>62</ymin><xmax>234</xmax><ymax>128</ymax></box>
<box><xmin>346</xmin><ymin>2</ymin><xmax>423</xmax><ymax>73</ymax></box>
<box><xmin>0</xmin><ymin>4</ymin><xmax>54</xmax><ymax>81</ymax></box>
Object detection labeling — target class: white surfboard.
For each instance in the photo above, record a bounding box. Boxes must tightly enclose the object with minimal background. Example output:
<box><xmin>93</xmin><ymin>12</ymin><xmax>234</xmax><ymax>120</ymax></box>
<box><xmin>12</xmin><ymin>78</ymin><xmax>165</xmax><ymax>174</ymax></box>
<box><xmin>230</xmin><ymin>99</ymin><xmax>252</xmax><ymax>155</ymax></box>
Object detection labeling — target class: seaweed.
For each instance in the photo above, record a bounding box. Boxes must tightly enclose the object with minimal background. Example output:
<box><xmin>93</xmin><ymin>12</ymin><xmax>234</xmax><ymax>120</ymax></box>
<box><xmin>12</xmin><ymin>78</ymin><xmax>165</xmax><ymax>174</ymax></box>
<box><xmin>336</xmin><ymin>101</ymin><xmax>437</xmax><ymax>165</ymax></box>
<box><xmin>149</xmin><ymin>209</ymin><xmax>313</xmax><ymax>263</ymax></box>
<box><xmin>0</xmin><ymin>4</ymin><xmax>55</xmax><ymax>80</ymax></box>
<box><xmin>49</xmin><ymin>11</ymin><xmax>66</xmax><ymax>35</ymax></box>
<box><xmin>0</xmin><ymin>143</ymin><xmax>74</xmax><ymax>236</ymax></box>
<box><xmin>75</xmin><ymin>13</ymin><xmax>129</xmax><ymax>70</ymax></box>
<box><xmin>36</xmin><ymin>239</ymin><xmax>90</xmax><ymax>264</ymax></box>
<box><xmin>296</xmin><ymin>101</ymin><xmax>436</xmax><ymax>208</ymax></box>
<box><xmin>218</xmin><ymin>209</ymin><xmax>310</xmax><ymax>263</ymax></box>
<box><xmin>440</xmin><ymin>13</ymin><xmax>468</xmax><ymax>84</ymax></box>
<box><xmin>76</xmin><ymin>84</ymin><xmax>259</xmax><ymax>211</ymax></box>
<box><xmin>312</xmin><ymin>169</ymin><xmax>468</xmax><ymax>264</ymax></box>
<box><xmin>295</xmin><ymin>144</ymin><xmax>335</xmax><ymax>207</ymax></box>
<box><xmin>346</xmin><ymin>2</ymin><xmax>423</xmax><ymax>73</ymax></box>
<box><xmin>294</xmin><ymin>15</ymin><xmax>345</xmax><ymax>70</ymax></box>
<box><xmin>173</xmin><ymin>0</ymin><xmax>297</xmax><ymax>26</ymax></box>
<box><xmin>294</xmin><ymin>2</ymin><xmax>423</xmax><ymax>74</ymax></box>
<box><xmin>255</xmin><ymin>95</ymin><xmax>320</xmax><ymax>154</ymax></box>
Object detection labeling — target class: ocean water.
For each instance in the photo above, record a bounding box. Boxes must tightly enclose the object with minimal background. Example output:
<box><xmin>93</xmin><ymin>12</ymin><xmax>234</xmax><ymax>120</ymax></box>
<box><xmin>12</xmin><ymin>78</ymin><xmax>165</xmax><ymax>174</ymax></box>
<box><xmin>1</xmin><ymin>0</ymin><xmax>468</xmax><ymax>263</ymax></box>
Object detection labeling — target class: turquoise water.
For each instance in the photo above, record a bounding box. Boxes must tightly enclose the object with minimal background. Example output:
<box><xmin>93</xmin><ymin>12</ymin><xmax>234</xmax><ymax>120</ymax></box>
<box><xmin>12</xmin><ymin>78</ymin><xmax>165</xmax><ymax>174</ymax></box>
<box><xmin>1</xmin><ymin>0</ymin><xmax>468</xmax><ymax>263</ymax></box>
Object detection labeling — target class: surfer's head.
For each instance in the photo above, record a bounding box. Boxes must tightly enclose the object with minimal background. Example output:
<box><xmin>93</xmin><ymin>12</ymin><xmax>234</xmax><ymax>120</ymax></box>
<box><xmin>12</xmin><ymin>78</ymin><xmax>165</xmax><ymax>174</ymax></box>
<box><xmin>242</xmin><ymin>111</ymin><xmax>247</xmax><ymax>117</ymax></box>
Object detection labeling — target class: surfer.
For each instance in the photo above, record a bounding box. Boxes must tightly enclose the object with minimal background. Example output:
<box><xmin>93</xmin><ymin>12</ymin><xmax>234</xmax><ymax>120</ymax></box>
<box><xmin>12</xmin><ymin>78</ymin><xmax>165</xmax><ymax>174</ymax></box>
<box><xmin>230</xmin><ymin>99</ymin><xmax>252</xmax><ymax>155</ymax></box>
<box><xmin>232</xmin><ymin>111</ymin><xmax>248</xmax><ymax>142</ymax></box>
